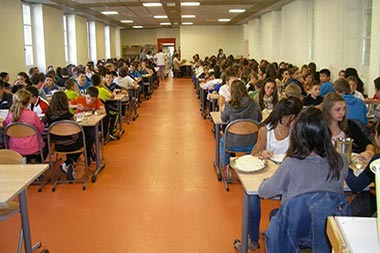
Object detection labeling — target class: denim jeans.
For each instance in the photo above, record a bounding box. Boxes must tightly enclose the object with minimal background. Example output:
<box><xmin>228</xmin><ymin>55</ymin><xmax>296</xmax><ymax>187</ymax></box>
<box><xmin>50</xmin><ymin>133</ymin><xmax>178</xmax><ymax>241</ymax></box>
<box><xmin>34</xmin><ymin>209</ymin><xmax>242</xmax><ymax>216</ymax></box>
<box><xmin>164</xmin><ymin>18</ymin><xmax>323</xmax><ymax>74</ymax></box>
<box><xmin>248</xmin><ymin>195</ymin><xmax>261</xmax><ymax>243</ymax></box>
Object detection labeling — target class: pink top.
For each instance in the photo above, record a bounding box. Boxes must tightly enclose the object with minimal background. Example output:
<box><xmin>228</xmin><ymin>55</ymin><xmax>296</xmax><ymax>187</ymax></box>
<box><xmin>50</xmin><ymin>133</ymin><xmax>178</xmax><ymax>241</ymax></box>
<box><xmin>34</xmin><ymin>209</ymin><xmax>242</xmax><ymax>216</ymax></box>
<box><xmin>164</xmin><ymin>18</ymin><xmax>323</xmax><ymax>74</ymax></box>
<box><xmin>2</xmin><ymin>108</ymin><xmax>45</xmax><ymax>155</ymax></box>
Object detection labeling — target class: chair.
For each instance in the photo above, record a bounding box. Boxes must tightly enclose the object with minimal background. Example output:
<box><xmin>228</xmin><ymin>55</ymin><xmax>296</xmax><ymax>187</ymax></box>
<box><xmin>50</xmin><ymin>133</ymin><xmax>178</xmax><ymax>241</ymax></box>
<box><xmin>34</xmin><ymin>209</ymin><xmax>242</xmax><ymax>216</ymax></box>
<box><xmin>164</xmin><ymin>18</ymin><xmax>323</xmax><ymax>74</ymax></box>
<box><xmin>265</xmin><ymin>191</ymin><xmax>350</xmax><ymax>253</ymax></box>
<box><xmin>220</xmin><ymin>119</ymin><xmax>260</xmax><ymax>191</ymax></box>
<box><xmin>47</xmin><ymin>120</ymin><xmax>88</xmax><ymax>191</ymax></box>
<box><xmin>0</xmin><ymin>149</ymin><xmax>48</xmax><ymax>253</ymax></box>
<box><xmin>4</xmin><ymin>122</ymin><xmax>49</xmax><ymax>192</ymax></box>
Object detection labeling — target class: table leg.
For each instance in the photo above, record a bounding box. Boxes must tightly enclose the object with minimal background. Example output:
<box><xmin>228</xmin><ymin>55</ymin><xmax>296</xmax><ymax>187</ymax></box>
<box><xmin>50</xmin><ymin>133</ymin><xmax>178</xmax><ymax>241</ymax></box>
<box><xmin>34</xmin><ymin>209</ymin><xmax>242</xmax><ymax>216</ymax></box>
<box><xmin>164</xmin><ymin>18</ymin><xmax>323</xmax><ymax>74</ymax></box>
<box><xmin>117</xmin><ymin>100</ymin><xmax>124</xmax><ymax>137</ymax></box>
<box><xmin>240</xmin><ymin>191</ymin><xmax>250</xmax><ymax>253</ymax></box>
<box><xmin>213</xmin><ymin>123</ymin><xmax>222</xmax><ymax>181</ymax></box>
<box><xmin>19</xmin><ymin>189</ymin><xmax>33</xmax><ymax>253</ymax></box>
<box><xmin>201</xmin><ymin>89</ymin><xmax>206</xmax><ymax>119</ymax></box>
<box><xmin>92</xmin><ymin>121</ymin><xmax>105</xmax><ymax>183</ymax></box>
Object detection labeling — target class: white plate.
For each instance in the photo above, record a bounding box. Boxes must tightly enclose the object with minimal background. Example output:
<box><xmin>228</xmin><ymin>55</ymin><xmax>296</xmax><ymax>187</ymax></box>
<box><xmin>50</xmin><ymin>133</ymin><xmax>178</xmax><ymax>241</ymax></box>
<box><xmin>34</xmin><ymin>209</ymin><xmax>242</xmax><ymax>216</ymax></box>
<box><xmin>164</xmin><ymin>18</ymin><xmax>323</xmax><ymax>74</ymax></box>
<box><xmin>230</xmin><ymin>155</ymin><xmax>267</xmax><ymax>173</ymax></box>
<box><xmin>270</xmin><ymin>154</ymin><xmax>286</xmax><ymax>164</ymax></box>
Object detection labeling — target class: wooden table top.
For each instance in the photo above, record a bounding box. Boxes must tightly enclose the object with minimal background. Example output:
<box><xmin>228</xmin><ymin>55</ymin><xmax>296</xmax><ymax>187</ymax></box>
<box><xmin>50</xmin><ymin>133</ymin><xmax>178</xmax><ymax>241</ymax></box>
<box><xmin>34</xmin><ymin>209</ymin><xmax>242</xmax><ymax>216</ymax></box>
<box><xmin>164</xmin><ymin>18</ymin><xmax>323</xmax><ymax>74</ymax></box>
<box><xmin>113</xmin><ymin>93</ymin><xmax>128</xmax><ymax>101</ymax></box>
<box><xmin>78</xmin><ymin>113</ymin><xmax>106</xmax><ymax>126</ymax></box>
<box><xmin>234</xmin><ymin>159</ymin><xmax>279</xmax><ymax>195</ymax></box>
<box><xmin>210</xmin><ymin>111</ymin><xmax>225</xmax><ymax>125</ymax></box>
<box><xmin>0</xmin><ymin>164</ymin><xmax>49</xmax><ymax>204</ymax></box>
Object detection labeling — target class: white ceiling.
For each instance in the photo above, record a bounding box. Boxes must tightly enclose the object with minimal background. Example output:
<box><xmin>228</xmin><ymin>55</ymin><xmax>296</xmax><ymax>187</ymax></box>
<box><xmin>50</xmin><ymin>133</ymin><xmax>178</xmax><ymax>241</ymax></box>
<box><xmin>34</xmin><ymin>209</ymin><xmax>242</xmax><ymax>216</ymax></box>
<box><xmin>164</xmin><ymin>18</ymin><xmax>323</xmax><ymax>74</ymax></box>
<box><xmin>24</xmin><ymin>0</ymin><xmax>292</xmax><ymax>29</ymax></box>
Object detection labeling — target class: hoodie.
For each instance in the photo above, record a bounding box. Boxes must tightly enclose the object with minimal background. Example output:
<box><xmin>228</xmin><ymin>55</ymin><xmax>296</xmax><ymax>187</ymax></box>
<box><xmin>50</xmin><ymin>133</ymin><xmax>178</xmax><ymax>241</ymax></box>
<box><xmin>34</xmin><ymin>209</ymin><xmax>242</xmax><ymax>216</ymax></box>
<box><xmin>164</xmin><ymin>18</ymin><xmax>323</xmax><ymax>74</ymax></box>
<box><xmin>342</xmin><ymin>94</ymin><xmax>368</xmax><ymax>125</ymax></box>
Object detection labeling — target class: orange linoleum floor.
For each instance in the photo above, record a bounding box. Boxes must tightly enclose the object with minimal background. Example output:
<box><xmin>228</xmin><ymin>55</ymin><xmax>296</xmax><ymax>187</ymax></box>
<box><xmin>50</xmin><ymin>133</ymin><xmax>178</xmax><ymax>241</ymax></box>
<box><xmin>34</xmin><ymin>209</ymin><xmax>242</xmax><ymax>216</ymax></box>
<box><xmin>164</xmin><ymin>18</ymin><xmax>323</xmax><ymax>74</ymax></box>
<box><xmin>0</xmin><ymin>78</ymin><xmax>279</xmax><ymax>253</ymax></box>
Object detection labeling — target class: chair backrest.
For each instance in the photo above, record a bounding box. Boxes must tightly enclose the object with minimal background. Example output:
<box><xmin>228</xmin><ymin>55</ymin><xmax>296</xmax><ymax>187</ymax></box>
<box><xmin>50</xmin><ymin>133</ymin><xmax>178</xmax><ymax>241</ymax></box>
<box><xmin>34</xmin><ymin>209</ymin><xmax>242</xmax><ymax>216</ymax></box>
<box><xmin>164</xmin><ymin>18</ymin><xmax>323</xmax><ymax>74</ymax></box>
<box><xmin>223</xmin><ymin>119</ymin><xmax>260</xmax><ymax>151</ymax></box>
<box><xmin>48</xmin><ymin>120</ymin><xmax>82</xmax><ymax>136</ymax></box>
<box><xmin>47</xmin><ymin>120</ymin><xmax>86</xmax><ymax>152</ymax></box>
<box><xmin>3</xmin><ymin>122</ymin><xmax>44</xmax><ymax>161</ymax></box>
<box><xmin>0</xmin><ymin>149</ymin><xmax>23</xmax><ymax>164</ymax></box>
<box><xmin>265</xmin><ymin>191</ymin><xmax>350</xmax><ymax>253</ymax></box>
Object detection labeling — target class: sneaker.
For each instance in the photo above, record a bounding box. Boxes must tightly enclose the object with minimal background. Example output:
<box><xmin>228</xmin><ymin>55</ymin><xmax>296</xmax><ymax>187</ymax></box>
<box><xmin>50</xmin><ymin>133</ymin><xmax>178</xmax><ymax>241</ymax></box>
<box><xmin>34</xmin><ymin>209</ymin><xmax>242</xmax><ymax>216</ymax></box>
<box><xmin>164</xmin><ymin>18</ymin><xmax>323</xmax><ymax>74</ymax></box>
<box><xmin>248</xmin><ymin>240</ymin><xmax>260</xmax><ymax>251</ymax></box>
<box><xmin>233</xmin><ymin>239</ymin><xmax>260</xmax><ymax>251</ymax></box>
<box><xmin>66</xmin><ymin>164</ymin><xmax>75</xmax><ymax>181</ymax></box>
<box><xmin>60</xmin><ymin>162</ymin><xmax>68</xmax><ymax>174</ymax></box>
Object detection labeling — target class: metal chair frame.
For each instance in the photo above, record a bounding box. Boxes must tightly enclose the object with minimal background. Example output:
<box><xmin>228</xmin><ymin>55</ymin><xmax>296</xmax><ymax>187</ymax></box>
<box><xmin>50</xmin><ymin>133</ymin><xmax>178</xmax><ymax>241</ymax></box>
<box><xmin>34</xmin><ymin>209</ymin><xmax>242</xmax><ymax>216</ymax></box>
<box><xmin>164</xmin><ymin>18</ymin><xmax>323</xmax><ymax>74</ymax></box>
<box><xmin>4</xmin><ymin>122</ymin><xmax>49</xmax><ymax>192</ymax></box>
<box><xmin>221</xmin><ymin>119</ymin><xmax>260</xmax><ymax>191</ymax></box>
<box><xmin>47</xmin><ymin>120</ymin><xmax>88</xmax><ymax>191</ymax></box>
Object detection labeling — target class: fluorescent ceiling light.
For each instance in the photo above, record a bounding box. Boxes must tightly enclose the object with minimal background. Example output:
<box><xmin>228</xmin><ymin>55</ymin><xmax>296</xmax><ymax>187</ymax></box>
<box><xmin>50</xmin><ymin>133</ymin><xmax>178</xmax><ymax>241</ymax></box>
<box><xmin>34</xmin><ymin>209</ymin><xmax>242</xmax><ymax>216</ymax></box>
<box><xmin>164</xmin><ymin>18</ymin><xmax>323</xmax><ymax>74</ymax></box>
<box><xmin>229</xmin><ymin>9</ymin><xmax>246</xmax><ymax>13</ymax></box>
<box><xmin>181</xmin><ymin>2</ymin><xmax>200</xmax><ymax>6</ymax></box>
<box><xmin>218</xmin><ymin>19</ymin><xmax>231</xmax><ymax>22</ymax></box>
<box><xmin>101</xmin><ymin>11</ymin><xmax>118</xmax><ymax>15</ymax></box>
<box><xmin>182</xmin><ymin>22</ymin><xmax>193</xmax><ymax>25</ymax></box>
<box><xmin>133</xmin><ymin>26</ymin><xmax>143</xmax><ymax>29</ymax></box>
<box><xmin>181</xmin><ymin>15</ymin><xmax>195</xmax><ymax>18</ymax></box>
<box><xmin>154</xmin><ymin>15</ymin><xmax>168</xmax><ymax>19</ymax></box>
<box><xmin>121</xmin><ymin>20</ymin><xmax>134</xmax><ymax>23</ymax></box>
<box><xmin>142</xmin><ymin>3</ymin><xmax>162</xmax><ymax>7</ymax></box>
<box><xmin>160</xmin><ymin>22</ymin><xmax>171</xmax><ymax>25</ymax></box>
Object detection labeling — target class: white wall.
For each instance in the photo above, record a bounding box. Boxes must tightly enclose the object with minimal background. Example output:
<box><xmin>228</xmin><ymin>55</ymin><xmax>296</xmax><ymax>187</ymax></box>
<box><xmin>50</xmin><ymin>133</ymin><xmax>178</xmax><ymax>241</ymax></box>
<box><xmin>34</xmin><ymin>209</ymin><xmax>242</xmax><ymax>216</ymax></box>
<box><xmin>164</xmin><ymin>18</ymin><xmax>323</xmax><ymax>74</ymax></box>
<box><xmin>75</xmin><ymin>15</ymin><xmax>89</xmax><ymax>65</ymax></box>
<box><xmin>281</xmin><ymin>0</ymin><xmax>311</xmax><ymax>66</ymax></box>
<box><xmin>121</xmin><ymin>28</ymin><xmax>180</xmax><ymax>49</ymax></box>
<box><xmin>368</xmin><ymin>0</ymin><xmax>380</xmax><ymax>96</ymax></box>
<box><xmin>260</xmin><ymin>11</ymin><xmax>282</xmax><ymax>62</ymax></box>
<box><xmin>42</xmin><ymin>5</ymin><xmax>65</xmax><ymax>70</ymax></box>
<box><xmin>95</xmin><ymin>21</ymin><xmax>105</xmax><ymax>60</ymax></box>
<box><xmin>314</xmin><ymin>0</ymin><xmax>364</xmax><ymax>80</ymax></box>
<box><xmin>180</xmin><ymin>25</ymin><xmax>244</xmax><ymax>61</ymax></box>
<box><xmin>0</xmin><ymin>0</ymin><xmax>26</xmax><ymax>79</ymax></box>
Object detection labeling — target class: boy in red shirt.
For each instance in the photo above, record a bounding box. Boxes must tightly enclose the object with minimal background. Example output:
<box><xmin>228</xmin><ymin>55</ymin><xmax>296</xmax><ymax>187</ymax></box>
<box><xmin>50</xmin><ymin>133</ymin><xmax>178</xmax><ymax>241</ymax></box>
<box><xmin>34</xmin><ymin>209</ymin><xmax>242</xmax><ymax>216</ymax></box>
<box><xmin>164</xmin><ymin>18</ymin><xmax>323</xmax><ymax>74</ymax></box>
<box><xmin>70</xmin><ymin>86</ymin><xmax>105</xmax><ymax>164</ymax></box>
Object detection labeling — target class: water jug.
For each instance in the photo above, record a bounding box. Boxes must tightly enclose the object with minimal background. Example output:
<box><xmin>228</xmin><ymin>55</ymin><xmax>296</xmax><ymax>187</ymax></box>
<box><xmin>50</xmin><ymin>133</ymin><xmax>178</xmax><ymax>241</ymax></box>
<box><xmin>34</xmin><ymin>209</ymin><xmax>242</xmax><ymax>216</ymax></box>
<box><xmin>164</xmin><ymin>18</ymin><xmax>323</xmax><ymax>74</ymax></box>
<box><xmin>334</xmin><ymin>137</ymin><xmax>353</xmax><ymax>164</ymax></box>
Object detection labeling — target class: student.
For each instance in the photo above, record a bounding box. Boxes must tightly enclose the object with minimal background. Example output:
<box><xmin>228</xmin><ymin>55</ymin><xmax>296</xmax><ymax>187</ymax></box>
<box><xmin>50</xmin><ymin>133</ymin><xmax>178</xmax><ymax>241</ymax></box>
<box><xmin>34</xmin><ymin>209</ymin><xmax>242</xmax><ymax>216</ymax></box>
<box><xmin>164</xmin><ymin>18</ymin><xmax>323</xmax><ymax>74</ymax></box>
<box><xmin>64</xmin><ymin>79</ymin><xmax>79</xmax><ymax>101</ymax></box>
<box><xmin>70</xmin><ymin>86</ymin><xmax>105</xmax><ymax>164</ymax></box>
<box><xmin>44</xmin><ymin>91</ymin><xmax>80</xmax><ymax>180</ymax></box>
<box><xmin>70</xmin><ymin>86</ymin><xmax>105</xmax><ymax>114</ymax></box>
<box><xmin>0</xmin><ymin>81</ymin><xmax>13</xmax><ymax>109</ymax></box>
<box><xmin>334</xmin><ymin>78</ymin><xmax>367</xmax><ymax>128</ymax></box>
<box><xmin>284</xmin><ymin>66</ymin><xmax>306</xmax><ymax>96</ymax></box>
<box><xmin>254</xmin><ymin>78</ymin><xmax>278</xmax><ymax>111</ymax></box>
<box><xmin>347</xmin><ymin>76</ymin><xmax>365</xmax><ymax>101</ymax></box>
<box><xmin>220</xmin><ymin>79</ymin><xmax>262</xmax><ymax>172</ymax></box>
<box><xmin>258</xmin><ymin>107</ymin><xmax>349</xmax><ymax>251</ymax></box>
<box><xmin>284</xmin><ymin>83</ymin><xmax>302</xmax><ymax>99</ymax></box>
<box><xmin>303</xmin><ymin>81</ymin><xmax>323</xmax><ymax>106</ymax></box>
<box><xmin>56</xmin><ymin>67</ymin><xmax>70</xmax><ymax>87</ymax></box>
<box><xmin>2</xmin><ymin>89</ymin><xmax>46</xmax><ymax>162</ymax></box>
<box><xmin>319</xmin><ymin>68</ymin><xmax>335</xmax><ymax>96</ymax></box>
<box><xmin>246</xmin><ymin>72</ymin><xmax>259</xmax><ymax>93</ymax></box>
<box><xmin>216</xmin><ymin>48</ymin><xmax>226</xmax><ymax>61</ymax></box>
<box><xmin>75</xmin><ymin>71</ymin><xmax>91</xmax><ymax>94</ymax></box>
<box><xmin>247</xmin><ymin>97</ymin><xmax>303</xmax><ymax>250</ymax></box>
<box><xmin>253</xmin><ymin>97</ymin><xmax>303</xmax><ymax>159</ymax></box>
<box><xmin>218</xmin><ymin>68</ymin><xmax>238</xmax><ymax>110</ymax></box>
<box><xmin>345</xmin><ymin>67</ymin><xmax>364</xmax><ymax>94</ymax></box>
<box><xmin>345</xmin><ymin>121</ymin><xmax>380</xmax><ymax>216</ymax></box>
<box><xmin>42</xmin><ymin>74</ymin><xmax>59</xmax><ymax>95</ymax></box>
<box><xmin>322</xmin><ymin>93</ymin><xmax>374</xmax><ymax>159</ymax></box>
<box><xmin>11</xmin><ymin>72</ymin><xmax>30</xmax><ymax>94</ymax></box>
<box><xmin>338</xmin><ymin>69</ymin><xmax>346</xmax><ymax>79</ymax></box>
<box><xmin>0</xmin><ymin>72</ymin><xmax>11</xmax><ymax>89</ymax></box>
<box><xmin>91</xmin><ymin>74</ymin><xmax>118</xmax><ymax>140</ymax></box>
<box><xmin>26</xmin><ymin>86</ymin><xmax>49</xmax><ymax>116</ymax></box>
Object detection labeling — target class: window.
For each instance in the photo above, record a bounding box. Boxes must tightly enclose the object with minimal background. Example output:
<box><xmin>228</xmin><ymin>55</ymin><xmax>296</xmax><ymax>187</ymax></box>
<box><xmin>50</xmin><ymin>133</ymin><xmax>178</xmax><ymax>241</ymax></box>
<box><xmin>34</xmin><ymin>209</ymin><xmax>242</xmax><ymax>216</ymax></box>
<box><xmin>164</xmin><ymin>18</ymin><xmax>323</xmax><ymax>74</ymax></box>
<box><xmin>362</xmin><ymin>0</ymin><xmax>372</xmax><ymax>66</ymax></box>
<box><xmin>63</xmin><ymin>15</ymin><xmax>69</xmax><ymax>63</ymax></box>
<box><xmin>104</xmin><ymin>25</ymin><xmax>111</xmax><ymax>59</ymax></box>
<box><xmin>22</xmin><ymin>4</ymin><xmax>34</xmax><ymax>66</ymax></box>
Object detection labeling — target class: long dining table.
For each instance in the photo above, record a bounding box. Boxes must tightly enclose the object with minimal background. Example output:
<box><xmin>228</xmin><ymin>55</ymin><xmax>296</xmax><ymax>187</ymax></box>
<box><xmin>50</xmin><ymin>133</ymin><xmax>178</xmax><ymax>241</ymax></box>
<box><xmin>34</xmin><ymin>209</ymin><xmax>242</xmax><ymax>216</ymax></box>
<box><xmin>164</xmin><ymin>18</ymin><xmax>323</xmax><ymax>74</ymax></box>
<box><xmin>0</xmin><ymin>164</ymin><xmax>49</xmax><ymax>253</ymax></box>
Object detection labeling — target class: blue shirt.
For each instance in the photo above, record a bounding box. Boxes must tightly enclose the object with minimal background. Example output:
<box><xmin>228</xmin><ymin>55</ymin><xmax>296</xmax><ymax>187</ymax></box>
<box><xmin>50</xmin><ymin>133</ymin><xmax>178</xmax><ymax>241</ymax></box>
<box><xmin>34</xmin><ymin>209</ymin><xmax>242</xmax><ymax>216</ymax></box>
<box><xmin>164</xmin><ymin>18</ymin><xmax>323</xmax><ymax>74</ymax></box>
<box><xmin>320</xmin><ymin>82</ymin><xmax>335</xmax><ymax>96</ymax></box>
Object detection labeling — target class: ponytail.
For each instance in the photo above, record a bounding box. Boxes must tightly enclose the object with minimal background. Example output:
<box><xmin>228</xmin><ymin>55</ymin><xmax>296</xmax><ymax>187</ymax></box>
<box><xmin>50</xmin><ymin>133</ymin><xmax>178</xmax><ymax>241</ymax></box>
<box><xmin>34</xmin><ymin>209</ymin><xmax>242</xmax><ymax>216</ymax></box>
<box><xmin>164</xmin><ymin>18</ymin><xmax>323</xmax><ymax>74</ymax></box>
<box><xmin>10</xmin><ymin>90</ymin><xmax>31</xmax><ymax>122</ymax></box>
